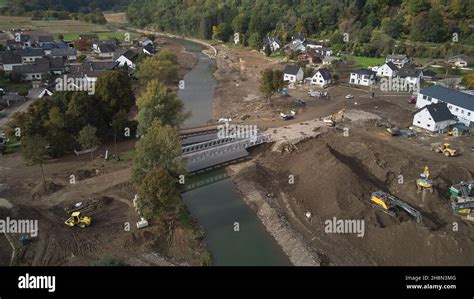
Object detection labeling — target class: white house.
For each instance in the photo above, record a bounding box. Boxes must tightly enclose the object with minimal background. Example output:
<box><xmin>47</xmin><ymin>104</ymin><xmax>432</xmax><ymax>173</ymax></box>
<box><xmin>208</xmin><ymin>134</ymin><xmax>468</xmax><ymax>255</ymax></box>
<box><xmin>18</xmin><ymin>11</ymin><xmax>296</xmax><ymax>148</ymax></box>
<box><xmin>413</xmin><ymin>102</ymin><xmax>457</xmax><ymax>132</ymax></box>
<box><xmin>311</xmin><ymin>68</ymin><xmax>333</xmax><ymax>87</ymax></box>
<box><xmin>349</xmin><ymin>69</ymin><xmax>376</xmax><ymax>86</ymax></box>
<box><xmin>446</xmin><ymin>54</ymin><xmax>471</xmax><ymax>68</ymax></box>
<box><xmin>15</xmin><ymin>48</ymin><xmax>45</xmax><ymax>64</ymax></box>
<box><xmin>314</xmin><ymin>47</ymin><xmax>333</xmax><ymax>57</ymax></box>
<box><xmin>386</xmin><ymin>54</ymin><xmax>412</xmax><ymax>68</ymax></box>
<box><xmin>283</xmin><ymin>64</ymin><xmax>304</xmax><ymax>83</ymax></box>
<box><xmin>398</xmin><ymin>67</ymin><xmax>423</xmax><ymax>87</ymax></box>
<box><xmin>262</xmin><ymin>36</ymin><xmax>282</xmax><ymax>52</ymax></box>
<box><xmin>376</xmin><ymin>62</ymin><xmax>398</xmax><ymax>77</ymax></box>
<box><xmin>115</xmin><ymin>49</ymin><xmax>139</xmax><ymax>69</ymax></box>
<box><xmin>416</xmin><ymin>85</ymin><xmax>474</xmax><ymax>127</ymax></box>
<box><xmin>95</xmin><ymin>44</ymin><xmax>116</xmax><ymax>58</ymax></box>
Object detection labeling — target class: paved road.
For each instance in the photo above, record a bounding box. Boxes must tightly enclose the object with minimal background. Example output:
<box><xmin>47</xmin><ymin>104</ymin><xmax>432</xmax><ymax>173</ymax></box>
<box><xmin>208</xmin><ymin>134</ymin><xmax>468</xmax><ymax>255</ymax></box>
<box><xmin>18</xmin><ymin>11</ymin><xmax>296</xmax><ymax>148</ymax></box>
<box><xmin>0</xmin><ymin>93</ymin><xmax>31</xmax><ymax>127</ymax></box>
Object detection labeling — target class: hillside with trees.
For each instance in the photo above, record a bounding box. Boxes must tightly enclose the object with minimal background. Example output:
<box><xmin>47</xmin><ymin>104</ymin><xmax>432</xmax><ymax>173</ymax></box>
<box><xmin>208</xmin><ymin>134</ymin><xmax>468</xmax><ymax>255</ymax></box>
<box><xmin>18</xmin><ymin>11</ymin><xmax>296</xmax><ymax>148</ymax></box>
<box><xmin>127</xmin><ymin>0</ymin><xmax>474</xmax><ymax>58</ymax></box>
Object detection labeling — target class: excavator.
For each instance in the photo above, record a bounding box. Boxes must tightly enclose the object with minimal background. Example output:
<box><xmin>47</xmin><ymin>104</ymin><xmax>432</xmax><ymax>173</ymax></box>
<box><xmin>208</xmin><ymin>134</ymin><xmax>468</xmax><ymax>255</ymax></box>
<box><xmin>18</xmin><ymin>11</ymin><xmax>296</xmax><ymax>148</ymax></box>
<box><xmin>370</xmin><ymin>191</ymin><xmax>422</xmax><ymax>223</ymax></box>
<box><xmin>324</xmin><ymin>109</ymin><xmax>345</xmax><ymax>127</ymax></box>
<box><xmin>450</xmin><ymin>181</ymin><xmax>474</xmax><ymax>220</ymax></box>
<box><xmin>64</xmin><ymin>211</ymin><xmax>92</xmax><ymax>228</ymax></box>
<box><xmin>416</xmin><ymin>166</ymin><xmax>434</xmax><ymax>193</ymax></box>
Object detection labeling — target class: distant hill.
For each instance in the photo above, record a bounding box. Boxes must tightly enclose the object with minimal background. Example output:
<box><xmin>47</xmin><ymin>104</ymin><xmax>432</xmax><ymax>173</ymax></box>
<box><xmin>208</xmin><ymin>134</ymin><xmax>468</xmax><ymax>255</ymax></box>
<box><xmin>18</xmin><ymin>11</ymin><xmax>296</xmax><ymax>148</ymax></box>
<box><xmin>127</xmin><ymin>0</ymin><xmax>474</xmax><ymax>58</ymax></box>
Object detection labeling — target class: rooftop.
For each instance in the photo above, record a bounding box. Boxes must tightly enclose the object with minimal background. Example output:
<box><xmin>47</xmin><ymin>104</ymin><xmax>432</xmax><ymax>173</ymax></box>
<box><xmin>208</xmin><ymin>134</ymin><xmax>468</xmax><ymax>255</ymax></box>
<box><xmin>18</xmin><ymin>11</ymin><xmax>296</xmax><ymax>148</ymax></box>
<box><xmin>421</xmin><ymin>85</ymin><xmax>474</xmax><ymax>111</ymax></box>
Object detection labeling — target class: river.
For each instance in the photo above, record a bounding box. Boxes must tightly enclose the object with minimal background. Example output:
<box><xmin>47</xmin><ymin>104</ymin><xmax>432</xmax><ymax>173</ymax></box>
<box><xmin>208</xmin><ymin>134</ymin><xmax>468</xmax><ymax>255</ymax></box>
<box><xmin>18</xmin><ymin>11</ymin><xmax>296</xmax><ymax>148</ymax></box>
<box><xmin>175</xmin><ymin>38</ymin><xmax>291</xmax><ymax>266</ymax></box>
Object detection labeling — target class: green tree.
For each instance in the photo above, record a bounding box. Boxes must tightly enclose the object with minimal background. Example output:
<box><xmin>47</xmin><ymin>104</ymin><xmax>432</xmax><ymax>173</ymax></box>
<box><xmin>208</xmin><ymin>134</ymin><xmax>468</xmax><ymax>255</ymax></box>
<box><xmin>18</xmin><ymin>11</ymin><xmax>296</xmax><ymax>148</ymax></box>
<box><xmin>22</xmin><ymin>135</ymin><xmax>48</xmax><ymax>183</ymax></box>
<box><xmin>260</xmin><ymin>69</ymin><xmax>283</xmax><ymax>102</ymax></box>
<box><xmin>264</xmin><ymin>44</ymin><xmax>272</xmax><ymax>56</ymax></box>
<box><xmin>138</xmin><ymin>166</ymin><xmax>181</xmax><ymax>220</ymax></box>
<box><xmin>77</xmin><ymin>125</ymin><xmax>100</xmax><ymax>161</ymax></box>
<box><xmin>136</xmin><ymin>80</ymin><xmax>188</xmax><ymax>134</ymax></box>
<box><xmin>132</xmin><ymin>120</ymin><xmax>183</xmax><ymax>184</ymax></box>
<box><xmin>137</xmin><ymin>51</ymin><xmax>179</xmax><ymax>84</ymax></box>
<box><xmin>95</xmin><ymin>71</ymin><xmax>135</xmax><ymax>120</ymax></box>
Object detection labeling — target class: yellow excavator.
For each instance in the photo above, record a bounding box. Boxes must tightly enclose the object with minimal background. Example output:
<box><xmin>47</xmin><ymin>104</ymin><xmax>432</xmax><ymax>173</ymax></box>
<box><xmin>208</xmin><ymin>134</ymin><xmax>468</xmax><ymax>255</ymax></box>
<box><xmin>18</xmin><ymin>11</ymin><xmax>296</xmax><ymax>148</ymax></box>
<box><xmin>324</xmin><ymin>109</ymin><xmax>345</xmax><ymax>127</ymax></box>
<box><xmin>416</xmin><ymin>166</ymin><xmax>434</xmax><ymax>193</ymax></box>
<box><xmin>64</xmin><ymin>211</ymin><xmax>92</xmax><ymax>228</ymax></box>
<box><xmin>370</xmin><ymin>191</ymin><xmax>422</xmax><ymax>223</ymax></box>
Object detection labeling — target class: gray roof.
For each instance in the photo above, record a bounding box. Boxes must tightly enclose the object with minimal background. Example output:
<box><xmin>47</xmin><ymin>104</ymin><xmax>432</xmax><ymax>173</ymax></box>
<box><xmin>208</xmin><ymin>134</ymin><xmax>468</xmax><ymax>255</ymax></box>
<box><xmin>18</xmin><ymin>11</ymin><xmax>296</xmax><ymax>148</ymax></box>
<box><xmin>352</xmin><ymin>69</ymin><xmax>376</xmax><ymax>76</ymax></box>
<box><xmin>98</xmin><ymin>44</ymin><xmax>116</xmax><ymax>53</ymax></box>
<box><xmin>417</xmin><ymin>102</ymin><xmax>454</xmax><ymax>122</ymax></box>
<box><xmin>421</xmin><ymin>85</ymin><xmax>474</xmax><ymax>111</ymax></box>
<box><xmin>387</xmin><ymin>54</ymin><xmax>409</xmax><ymax>61</ymax></box>
<box><xmin>398</xmin><ymin>67</ymin><xmax>422</xmax><ymax>78</ymax></box>
<box><xmin>317</xmin><ymin>68</ymin><xmax>332</xmax><ymax>80</ymax></box>
<box><xmin>12</xmin><ymin>59</ymin><xmax>50</xmax><ymax>74</ymax></box>
<box><xmin>122</xmin><ymin>49</ymin><xmax>138</xmax><ymax>61</ymax></box>
<box><xmin>14</xmin><ymin>48</ymin><xmax>44</xmax><ymax>57</ymax></box>
<box><xmin>38</xmin><ymin>35</ymin><xmax>54</xmax><ymax>43</ymax></box>
<box><xmin>263</xmin><ymin>36</ymin><xmax>282</xmax><ymax>47</ymax></box>
<box><xmin>447</xmin><ymin>54</ymin><xmax>471</xmax><ymax>63</ymax></box>
<box><xmin>284</xmin><ymin>64</ymin><xmax>302</xmax><ymax>75</ymax></box>
<box><xmin>0</xmin><ymin>51</ymin><xmax>22</xmax><ymax>64</ymax></box>
<box><xmin>51</xmin><ymin>48</ymin><xmax>77</xmax><ymax>57</ymax></box>
<box><xmin>385</xmin><ymin>61</ymin><xmax>398</xmax><ymax>71</ymax></box>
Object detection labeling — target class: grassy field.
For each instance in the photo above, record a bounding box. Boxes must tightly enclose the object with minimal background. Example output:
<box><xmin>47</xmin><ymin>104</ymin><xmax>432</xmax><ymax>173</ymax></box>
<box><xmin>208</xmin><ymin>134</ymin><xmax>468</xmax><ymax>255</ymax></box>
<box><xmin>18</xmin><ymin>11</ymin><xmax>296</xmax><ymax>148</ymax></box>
<box><xmin>348</xmin><ymin>56</ymin><xmax>386</xmax><ymax>68</ymax></box>
<box><xmin>0</xmin><ymin>0</ymin><xmax>9</xmax><ymax>8</ymax></box>
<box><xmin>0</xmin><ymin>16</ymin><xmax>139</xmax><ymax>41</ymax></box>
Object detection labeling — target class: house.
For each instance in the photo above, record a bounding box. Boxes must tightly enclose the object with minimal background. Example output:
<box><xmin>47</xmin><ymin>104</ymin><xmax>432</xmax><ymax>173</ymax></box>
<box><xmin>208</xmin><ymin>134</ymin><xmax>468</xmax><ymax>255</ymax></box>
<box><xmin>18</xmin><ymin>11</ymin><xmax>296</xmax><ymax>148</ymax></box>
<box><xmin>262</xmin><ymin>36</ymin><xmax>282</xmax><ymax>52</ymax></box>
<box><xmin>115</xmin><ymin>49</ymin><xmax>139</xmax><ymax>69</ymax></box>
<box><xmin>142</xmin><ymin>44</ymin><xmax>156</xmax><ymax>55</ymax></box>
<box><xmin>386</xmin><ymin>54</ymin><xmax>412</xmax><ymax>68</ymax></box>
<box><xmin>288</xmin><ymin>40</ymin><xmax>306</xmax><ymax>53</ymax></box>
<box><xmin>70</xmin><ymin>60</ymin><xmax>120</xmax><ymax>82</ymax></box>
<box><xmin>398</xmin><ymin>66</ymin><xmax>423</xmax><ymax>87</ymax></box>
<box><xmin>36</xmin><ymin>35</ymin><xmax>54</xmax><ymax>47</ymax></box>
<box><xmin>0</xmin><ymin>52</ymin><xmax>23</xmax><ymax>71</ymax></box>
<box><xmin>349</xmin><ymin>69</ymin><xmax>376</xmax><ymax>86</ymax></box>
<box><xmin>28</xmin><ymin>86</ymin><xmax>54</xmax><ymax>99</ymax></box>
<box><xmin>291</xmin><ymin>34</ymin><xmax>306</xmax><ymax>44</ymax></box>
<box><xmin>413</xmin><ymin>102</ymin><xmax>457</xmax><ymax>132</ymax></box>
<box><xmin>283</xmin><ymin>64</ymin><xmax>304</xmax><ymax>83</ymax></box>
<box><xmin>446</xmin><ymin>54</ymin><xmax>471</xmax><ymax>68</ymax></box>
<box><xmin>376</xmin><ymin>62</ymin><xmax>398</xmax><ymax>78</ymax></box>
<box><xmin>416</xmin><ymin>85</ymin><xmax>474</xmax><ymax>126</ymax></box>
<box><xmin>422</xmin><ymin>70</ymin><xmax>438</xmax><ymax>80</ymax></box>
<box><xmin>311</xmin><ymin>68</ymin><xmax>333</xmax><ymax>87</ymax></box>
<box><xmin>140</xmin><ymin>38</ymin><xmax>153</xmax><ymax>47</ymax></box>
<box><xmin>51</xmin><ymin>48</ymin><xmax>77</xmax><ymax>61</ymax></box>
<box><xmin>12</xmin><ymin>59</ymin><xmax>50</xmax><ymax>81</ymax></box>
<box><xmin>95</xmin><ymin>44</ymin><xmax>116</xmax><ymax>58</ymax></box>
<box><xmin>93</xmin><ymin>40</ymin><xmax>117</xmax><ymax>52</ymax></box>
<box><xmin>46</xmin><ymin>57</ymin><xmax>65</xmax><ymax>75</ymax></box>
<box><xmin>314</xmin><ymin>47</ymin><xmax>333</xmax><ymax>57</ymax></box>
<box><xmin>306</xmin><ymin>51</ymin><xmax>323</xmax><ymax>65</ymax></box>
<box><xmin>6</xmin><ymin>34</ymin><xmax>32</xmax><ymax>50</ymax></box>
<box><xmin>14</xmin><ymin>48</ymin><xmax>45</xmax><ymax>64</ymax></box>
<box><xmin>322</xmin><ymin>56</ymin><xmax>340</xmax><ymax>65</ymax></box>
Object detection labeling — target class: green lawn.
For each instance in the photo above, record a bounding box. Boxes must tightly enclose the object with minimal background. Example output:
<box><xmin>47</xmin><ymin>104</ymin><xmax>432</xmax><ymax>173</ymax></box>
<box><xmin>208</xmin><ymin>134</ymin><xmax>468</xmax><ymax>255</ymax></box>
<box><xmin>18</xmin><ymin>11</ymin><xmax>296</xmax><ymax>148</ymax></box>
<box><xmin>56</xmin><ymin>31</ymin><xmax>140</xmax><ymax>42</ymax></box>
<box><xmin>0</xmin><ymin>74</ymin><xmax>31</xmax><ymax>93</ymax></box>
<box><xmin>349</xmin><ymin>56</ymin><xmax>386</xmax><ymax>68</ymax></box>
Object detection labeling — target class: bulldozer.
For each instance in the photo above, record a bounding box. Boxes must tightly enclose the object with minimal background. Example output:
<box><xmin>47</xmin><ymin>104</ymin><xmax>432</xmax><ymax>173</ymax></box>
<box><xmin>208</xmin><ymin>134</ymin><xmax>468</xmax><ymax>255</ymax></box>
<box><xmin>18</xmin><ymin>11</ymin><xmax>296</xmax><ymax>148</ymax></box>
<box><xmin>370</xmin><ymin>191</ymin><xmax>422</xmax><ymax>223</ymax></box>
<box><xmin>416</xmin><ymin>166</ymin><xmax>433</xmax><ymax>193</ymax></box>
<box><xmin>431</xmin><ymin>143</ymin><xmax>458</xmax><ymax>157</ymax></box>
<box><xmin>324</xmin><ymin>109</ymin><xmax>345</xmax><ymax>127</ymax></box>
<box><xmin>64</xmin><ymin>211</ymin><xmax>92</xmax><ymax>228</ymax></box>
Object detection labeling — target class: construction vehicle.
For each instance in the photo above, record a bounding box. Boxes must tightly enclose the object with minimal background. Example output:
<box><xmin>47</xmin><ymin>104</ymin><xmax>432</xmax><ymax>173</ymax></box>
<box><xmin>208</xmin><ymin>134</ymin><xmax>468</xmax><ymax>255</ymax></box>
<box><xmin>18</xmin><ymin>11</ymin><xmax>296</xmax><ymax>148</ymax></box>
<box><xmin>386</xmin><ymin>127</ymin><xmax>400</xmax><ymax>136</ymax></box>
<box><xmin>64</xmin><ymin>211</ymin><xmax>92</xmax><ymax>228</ymax></box>
<box><xmin>324</xmin><ymin>109</ymin><xmax>345</xmax><ymax>127</ymax></box>
<box><xmin>370</xmin><ymin>191</ymin><xmax>422</xmax><ymax>223</ymax></box>
<box><xmin>416</xmin><ymin>166</ymin><xmax>434</xmax><ymax>193</ymax></box>
<box><xmin>450</xmin><ymin>182</ymin><xmax>474</xmax><ymax>220</ymax></box>
<box><xmin>431</xmin><ymin>143</ymin><xmax>458</xmax><ymax>157</ymax></box>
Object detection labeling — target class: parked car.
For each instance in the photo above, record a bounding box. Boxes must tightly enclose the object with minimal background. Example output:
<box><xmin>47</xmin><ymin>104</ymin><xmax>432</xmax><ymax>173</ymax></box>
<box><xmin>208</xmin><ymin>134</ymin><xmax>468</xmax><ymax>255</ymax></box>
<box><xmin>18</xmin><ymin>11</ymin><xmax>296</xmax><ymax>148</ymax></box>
<box><xmin>408</xmin><ymin>97</ymin><xmax>416</xmax><ymax>104</ymax></box>
<box><xmin>345</xmin><ymin>94</ymin><xmax>354</xmax><ymax>99</ymax></box>
<box><xmin>292</xmin><ymin>99</ymin><xmax>306</xmax><ymax>107</ymax></box>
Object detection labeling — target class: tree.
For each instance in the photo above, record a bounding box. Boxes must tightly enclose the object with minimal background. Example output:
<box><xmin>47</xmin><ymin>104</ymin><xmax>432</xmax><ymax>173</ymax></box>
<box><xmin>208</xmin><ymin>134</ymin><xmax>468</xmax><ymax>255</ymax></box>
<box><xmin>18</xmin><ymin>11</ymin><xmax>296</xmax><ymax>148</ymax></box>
<box><xmin>136</xmin><ymin>80</ymin><xmax>188</xmax><ymax>134</ymax></box>
<box><xmin>138</xmin><ymin>166</ymin><xmax>181</xmax><ymax>220</ymax></box>
<box><xmin>132</xmin><ymin>120</ymin><xmax>183</xmax><ymax>184</ymax></box>
<box><xmin>462</xmin><ymin>74</ymin><xmax>474</xmax><ymax>89</ymax></box>
<box><xmin>95</xmin><ymin>70</ymin><xmax>135</xmax><ymax>121</ymax></box>
<box><xmin>248</xmin><ymin>32</ymin><xmax>261</xmax><ymax>49</ymax></box>
<box><xmin>137</xmin><ymin>52</ymin><xmax>179</xmax><ymax>84</ymax></box>
<box><xmin>260</xmin><ymin>69</ymin><xmax>283</xmax><ymax>102</ymax></box>
<box><xmin>264</xmin><ymin>44</ymin><xmax>272</xmax><ymax>57</ymax></box>
<box><xmin>77</xmin><ymin>125</ymin><xmax>100</xmax><ymax>161</ymax></box>
<box><xmin>22</xmin><ymin>135</ymin><xmax>48</xmax><ymax>183</ymax></box>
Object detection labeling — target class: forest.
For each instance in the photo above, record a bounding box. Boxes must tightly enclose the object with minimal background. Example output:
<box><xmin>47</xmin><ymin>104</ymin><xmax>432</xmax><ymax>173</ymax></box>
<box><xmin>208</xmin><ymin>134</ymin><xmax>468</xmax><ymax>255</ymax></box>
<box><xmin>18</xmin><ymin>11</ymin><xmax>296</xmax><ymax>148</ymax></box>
<box><xmin>1</xmin><ymin>0</ymin><xmax>129</xmax><ymax>14</ymax></box>
<box><xmin>127</xmin><ymin>0</ymin><xmax>474</xmax><ymax>57</ymax></box>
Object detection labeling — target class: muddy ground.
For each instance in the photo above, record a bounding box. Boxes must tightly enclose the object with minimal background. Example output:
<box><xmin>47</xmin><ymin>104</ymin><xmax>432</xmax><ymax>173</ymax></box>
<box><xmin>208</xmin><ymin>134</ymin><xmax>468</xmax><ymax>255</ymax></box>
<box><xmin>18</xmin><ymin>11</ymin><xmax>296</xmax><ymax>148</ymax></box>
<box><xmin>235</xmin><ymin>123</ymin><xmax>474</xmax><ymax>266</ymax></box>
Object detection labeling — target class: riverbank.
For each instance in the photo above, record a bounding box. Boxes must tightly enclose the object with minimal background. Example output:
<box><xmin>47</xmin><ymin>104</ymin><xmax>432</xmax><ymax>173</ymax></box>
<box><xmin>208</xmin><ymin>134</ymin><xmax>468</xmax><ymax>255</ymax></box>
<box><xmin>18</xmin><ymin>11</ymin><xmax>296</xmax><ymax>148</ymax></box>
<box><xmin>228</xmin><ymin>162</ymin><xmax>320</xmax><ymax>266</ymax></box>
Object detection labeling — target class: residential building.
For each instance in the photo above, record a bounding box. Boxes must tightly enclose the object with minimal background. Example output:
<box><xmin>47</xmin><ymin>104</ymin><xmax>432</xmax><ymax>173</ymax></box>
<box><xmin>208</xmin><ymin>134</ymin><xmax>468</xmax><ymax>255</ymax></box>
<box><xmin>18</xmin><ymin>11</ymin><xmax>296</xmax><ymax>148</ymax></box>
<box><xmin>349</xmin><ymin>69</ymin><xmax>376</xmax><ymax>86</ymax></box>
<box><xmin>116</xmin><ymin>49</ymin><xmax>139</xmax><ymax>69</ymax></box>
<box><xmin>0</xmin><ymin>52</ymin><xmax>22</xmax><ymax>71</ymax></box>
<box><xmin>386</xmin><ymin>54</ymin><xmax>412</xmax><ymax>68</ymax></box>
<box><xmin>413</xmin><ymin>102</ymin><xmax>457</xmax><ymax>132</ymax></box>
<box><xmin>416</xmin><ymin>85</ymin><xmax>474</xmax><ymax>126</ymax></box>
<box><xmin>398</xmin><ymin>67</ymin><xmax>423</xmax><ymax>87</ymax></box>
<box><xmin>12</xmin><ymin>58</ymin><xmax>50</xmax><ymax>81</ymax></box>
<box><xmin>446</xmin><ymin>54</ymin><xmax>471</xmax><ymax>68</ymax></box>
<box><xmin>311</xmin><ymin>68</ymin><xmax>333</xmax><ymax>87</ymax></box>
<box><xmin>283</xmin><ymin>64</ymin><xmax>304</xmax><ymax>83</ymax></box>
<box><xmin>51</xmin><ymin>48</ymin><xmax>77</xmax><ymax>61</ymax></box>
<box><xmin>262</xmin><ymin>36</ymin><xmax>282</xmax><ymax>52</ymax></box>
<box><xmin>376</xmin><ymin>62</ymin><xmax>398</xmax><ymax>78</ymax></box>
<box><xmin>314</xmin><ymin>47</ymin><xmax>333</xmax><ymax>57</ymax></box>
<box><xmin>14</xmin><ymin>48</ymin><xmax>44</xmax><ymax>63</ymax></box>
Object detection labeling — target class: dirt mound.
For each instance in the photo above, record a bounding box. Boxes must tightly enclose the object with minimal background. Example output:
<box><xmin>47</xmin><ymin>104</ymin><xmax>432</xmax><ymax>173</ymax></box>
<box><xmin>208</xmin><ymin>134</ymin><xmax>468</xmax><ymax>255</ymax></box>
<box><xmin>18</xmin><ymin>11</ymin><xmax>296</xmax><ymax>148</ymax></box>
<box><xmin>249</xmin><ymin>130</ymin><xmax>474</xmax><ymax>265</ymax></box>
<box><xmin>30</xmin><ymin>180</ymin><xmax>63</xmax><ymax>199</ymax></box>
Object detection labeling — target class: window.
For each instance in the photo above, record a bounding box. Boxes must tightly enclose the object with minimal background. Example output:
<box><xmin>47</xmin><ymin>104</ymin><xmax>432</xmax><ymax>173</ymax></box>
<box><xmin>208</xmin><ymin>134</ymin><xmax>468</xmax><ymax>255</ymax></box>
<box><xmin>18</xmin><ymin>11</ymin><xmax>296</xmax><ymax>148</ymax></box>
<box><xmin>417</xmin><ymin>121</ymin><xmax>421</xmax><ymax>124</ymax></box>
<box><xmin>428</xmin><ymin>118</ymin><xmax>432</xmax><ymax>121</ymax></box>
<box><xmin>455</xmin><ymin>108</ymin><xmax>459</xmax><ymax>112</ymax></box>
<box><xmin>449</xmin><ymin>105</ymin><xmax>452</xmax><ymax>109</ymax></box>
<box><xmin>468</xmin><ymin>112</ymin><xmax>471</xmax><ymax>116</ymax></box>
<box><xmin>427</xmin><ymin>124</ymin><xmax>431</xmax><ymax>127</ymax></box>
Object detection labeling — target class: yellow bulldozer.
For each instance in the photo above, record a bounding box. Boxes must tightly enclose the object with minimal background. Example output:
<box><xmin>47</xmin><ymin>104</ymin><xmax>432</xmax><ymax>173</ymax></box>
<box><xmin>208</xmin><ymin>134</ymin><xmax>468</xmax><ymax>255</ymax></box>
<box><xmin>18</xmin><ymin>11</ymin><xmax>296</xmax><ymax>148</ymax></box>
<box><xmin>416</xmin><ymin>166</ymin><xmax>434</xmax><ymax>193</ymax></box>
<box><xmin>64</xmin><ymin>211</ymin><xmax>92</xmax><ymax>228</ymax></box>
<box><xmin>431</xmin><ymin>143</ymin><xmax>458</xmax><ymax>157</ymax></box>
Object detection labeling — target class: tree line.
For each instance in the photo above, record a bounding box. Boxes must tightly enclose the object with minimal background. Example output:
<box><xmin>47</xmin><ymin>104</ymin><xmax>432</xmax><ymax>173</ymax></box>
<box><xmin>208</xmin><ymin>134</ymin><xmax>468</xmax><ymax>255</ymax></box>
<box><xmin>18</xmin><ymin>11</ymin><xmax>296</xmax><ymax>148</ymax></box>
<box><xmin>127</xmin><ymin>0</ymin><xmax>474</xmax><ymax>58</ymax></box>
